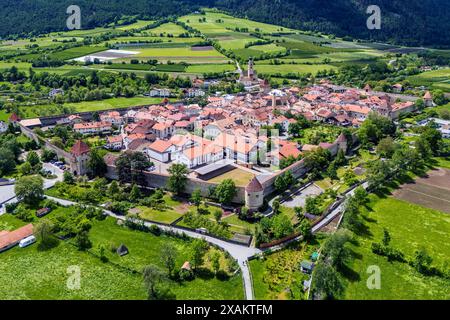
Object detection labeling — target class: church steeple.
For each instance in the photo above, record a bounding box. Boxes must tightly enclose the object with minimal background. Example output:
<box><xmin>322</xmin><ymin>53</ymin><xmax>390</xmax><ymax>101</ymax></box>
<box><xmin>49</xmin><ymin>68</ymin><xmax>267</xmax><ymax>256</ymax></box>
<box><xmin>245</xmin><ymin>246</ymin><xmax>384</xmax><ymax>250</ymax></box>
<box><xmin>247</xmin><ymin>57</ymin><xmax>254</xmax><ymax>78</ymax></box>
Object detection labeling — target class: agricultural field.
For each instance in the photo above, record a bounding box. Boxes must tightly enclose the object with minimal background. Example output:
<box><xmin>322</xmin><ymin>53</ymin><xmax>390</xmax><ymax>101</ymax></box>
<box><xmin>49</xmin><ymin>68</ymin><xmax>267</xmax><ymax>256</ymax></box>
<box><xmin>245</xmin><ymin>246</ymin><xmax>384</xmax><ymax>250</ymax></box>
<box><xmin>115</xmin><ymin>20</ymin><xmax>155</xmax><ymax>31</ymax></box>
<box><xmin>0</xmin><ymin>214</ymin><xmax>244</xmax><ymax>300</ymax></box>
<box><xmin>344</xmin><ymin>195</ymin><xmax>450</xmax><ymax>300</ymax></box>
<box><xmin>407</xmin><ymin>68</ymin><xmax>450</xmax><ymax>91</ymax></box>
<box><xmin>19</xmin><ymin>96</ymin><xmax>170</xmax><ymax>119</ymax></box>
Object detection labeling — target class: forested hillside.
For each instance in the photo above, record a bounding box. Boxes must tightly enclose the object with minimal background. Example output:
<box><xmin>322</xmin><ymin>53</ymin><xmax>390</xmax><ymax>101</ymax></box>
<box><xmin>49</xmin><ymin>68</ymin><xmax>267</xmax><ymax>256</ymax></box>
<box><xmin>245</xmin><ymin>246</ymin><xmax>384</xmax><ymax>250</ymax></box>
<box><xmin>1</xmin><ymin>0</ymin><xmax>449</xmax><ymax>47</ymax></box>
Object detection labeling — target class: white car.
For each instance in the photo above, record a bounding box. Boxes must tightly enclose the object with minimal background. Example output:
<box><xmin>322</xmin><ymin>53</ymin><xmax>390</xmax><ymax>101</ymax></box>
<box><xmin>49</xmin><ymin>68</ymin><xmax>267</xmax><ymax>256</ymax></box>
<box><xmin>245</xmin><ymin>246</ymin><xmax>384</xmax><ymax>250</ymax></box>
<box><xmin>19</xmin><ymin>236</ymin><xmax>36</xmax><ymax>248</ymax></box>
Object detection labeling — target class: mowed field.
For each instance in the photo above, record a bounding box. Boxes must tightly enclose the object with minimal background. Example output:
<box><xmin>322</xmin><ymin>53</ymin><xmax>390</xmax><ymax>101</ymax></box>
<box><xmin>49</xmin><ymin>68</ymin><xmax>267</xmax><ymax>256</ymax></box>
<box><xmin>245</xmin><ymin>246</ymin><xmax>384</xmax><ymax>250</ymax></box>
<box><xmin>345</xmin><ymin>195</ymin><xmax>450</xmax><ymax>300</ymax></box>
<box><xmin>0</xmin><ymin>215</ymin><xmax>244</xmax><ymax>300</ymax></box>
<box><xmin>392</xmin><ymin>168</ymin><xmax>450</xmax><ymax>213</ymax></box>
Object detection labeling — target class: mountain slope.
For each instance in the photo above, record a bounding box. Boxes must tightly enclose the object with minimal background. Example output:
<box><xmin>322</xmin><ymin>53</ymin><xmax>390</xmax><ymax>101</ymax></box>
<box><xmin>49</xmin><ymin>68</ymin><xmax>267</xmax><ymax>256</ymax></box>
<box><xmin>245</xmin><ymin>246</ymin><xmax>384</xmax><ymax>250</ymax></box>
<box><xmin>0</xmin><ymin>0</ymin><xmax>449</xmax><ymax>47</ymax></box>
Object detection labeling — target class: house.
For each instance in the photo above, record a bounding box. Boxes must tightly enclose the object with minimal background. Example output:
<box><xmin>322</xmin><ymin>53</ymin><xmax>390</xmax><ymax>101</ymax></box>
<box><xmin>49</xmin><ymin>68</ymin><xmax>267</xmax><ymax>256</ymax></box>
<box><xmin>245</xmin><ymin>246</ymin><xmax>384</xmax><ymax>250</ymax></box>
<box><xmin>175</xmin><ymin>143</ymin><xmax>223</xmax><ymax>169</ymax></box>
<box><xmin>300</xmin><ymin>260</ymin><xmax>315</xmax><ymax>274</ymax></box>
<box><xmin>392</xmin><ymin>83</ymin><xmax>403</xmax><ymax>93</ymax></box>
<box><xmin>106</xmin><ymin>135</ymin><xmax>124</xmax><ymax>150</ymax></box>
<box><xmin>49</xmin><ymin>88</ymin><xmax>64</xmax><ymax>98</ymax></box>
<box><xmin>185</xmin><ymin>88</ymin><xmax>206</xmax><ymax>98</ymax></box>
<box><xmin>152</xmin><ymin>122</ymin><xmax>173</xmax><ymax>139</ymax></box>
<box><xmin>73</xmin><ymin>121</ymin><xmax>112</xmax><ymax>135</ymax></box>
<box><xmin>0</xmin><ymin>224</ymin><xmax>33</xmax><ymax>253</ymax></box>
<box><xmin>100</xmin><ymin>111</ymin><xmax>123</xmax><ymax>125</ymax></box>
<box><xmin>36</xmin><ymin>207</ymin><xmax>52</xmax><ymax>218</ymax></box>
<box><xmin>149</xmin><ymin>88</ymin><xmax>171</xmax><ymax>98</ymax></box>
<box><xmin>146</xmin><ymin>139</ymin><xmax>175</xmax><ymax>162</ymax></box>
<box><xmin>116</xmin><ymin>244</ymin><xmax>129</xmax><ymax>256</ymax></box>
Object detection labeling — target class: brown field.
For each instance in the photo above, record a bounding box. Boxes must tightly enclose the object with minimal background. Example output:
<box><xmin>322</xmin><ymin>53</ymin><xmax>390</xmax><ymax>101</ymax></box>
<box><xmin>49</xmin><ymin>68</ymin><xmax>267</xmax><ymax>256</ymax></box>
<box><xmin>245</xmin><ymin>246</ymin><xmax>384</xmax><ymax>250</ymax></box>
<box><xmin>393</xmin><ymin>168</ymin><xmax>450</xmax><ymax>213</ymax></box>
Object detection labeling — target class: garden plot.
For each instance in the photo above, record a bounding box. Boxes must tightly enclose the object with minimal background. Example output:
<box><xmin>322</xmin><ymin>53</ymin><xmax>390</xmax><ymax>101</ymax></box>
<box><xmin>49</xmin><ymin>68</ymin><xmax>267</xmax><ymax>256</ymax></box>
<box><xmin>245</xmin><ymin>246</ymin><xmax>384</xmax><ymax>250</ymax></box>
<box><xmin>281</xmin><ymin>183</ymin><xmax>323</xmax><ymax>208</ymax></box>
<box><xmin>392</xmin><ymin>168</ymin><xmax>450</xmax><ymax>213</ymax></box>
<box><xmin>73</xmin><ymin>49</ymin><xmax>139</xmax><ymax>62</ymax></box>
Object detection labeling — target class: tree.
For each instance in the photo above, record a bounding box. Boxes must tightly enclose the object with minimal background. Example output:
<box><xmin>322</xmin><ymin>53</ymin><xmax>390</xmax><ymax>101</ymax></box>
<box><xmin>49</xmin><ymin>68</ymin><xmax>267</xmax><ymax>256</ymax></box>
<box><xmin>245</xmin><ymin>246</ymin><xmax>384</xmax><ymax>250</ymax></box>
<box><xmin>190</xmin><ymin>188</ymin><xmax>202</xmax><ymax>208</ymax></box>
<box><xmin>74</xmin><ymin>230</ymin><xmax>92</xmax><ymax>251</ymax></box>
<box><xmin>87</xmin><ymin>149</ymin><xmax>107</xmax><ymax>178</ymax></box>
<box><xmin>305</xmin><ymin>196</ymin><xmax>320</xmax><ymax>215</ymax></box>
<box><xmin>294</xmin><ymin>206</ymin><xmax>303</xmax><ymax>219</ymax></box>
<box><xmin>214</xmin><ymin>179</ymin><xmax>237</xmax><ymax>204</ymax></box>
<box><xmin>19</xmin><ymin>162</ymin><xmax>32</xmax><ymax>176</ymax></box>
<box><xmin>63</xmin><ymin>171</ymin><xmax>75</xmax><ymax>184</ymax></box>
<box><xmin>190</xmin><ymin>239</ymin><xmax>208</xmax><ymax>270</ymax></box>
<box><xmin>211</xmin><ymin>251</ymin><xmax>221</xmax><ymax>275</ymax></box>
<box><xmin>115</xmin><ymin>152</ymin><xmax>151</xmax><ymax>185</ymax></box>
<box><xmin>322</xmin><ymin>229</ymin><xmax>352</xmax><ymax>270</ymax></box>
<box><xmin>415</xmin><ymin>137</ymin><xmax>432</xmax><ymax>159</ymax></box>
<box><xmin>34</xmin><ymin>219</ymin><xmax>55</xmax><ymax>249</ymax></box>
<box><xmin>129</xmin><ymin>184</ymin><xmax>141</xmax><ymax>202</ymax></box>
<box><xmin>414</xmin><ymin>248</ymin><xmax>433</xmax><ymax>274</ymax></box>
<box><xmin>108</xmin><ymin>180</ymin><xmax>120</xmax><ymax>197</ymax></box>
<box><xmin>26</xmin><ymin>151</ymin><xmax>40</xmax><ymax>167</ymax></box>
<box><xmin>353</xmin><ymin>186</ymin><xmax>368</xmax><ymax>206</ymax></box>
<box><xmin>299</xmin><ymin>219</ymin><xmax>312</xmax><ymax>240</ymax></box>
<box><xmin>0</xmin><ymin>147</ymin><xmax>16</xmax><ymax>176</ymax></box>
<box><xmin>312</xmin><ymin>263</ymin><xmax>344</xmax><ymax>300</ymax></box>
<box><xmin>15</xmin><ymin>175</ymin><xmax>44</xmax><ymax>204</ymax></box>
<box><xmin>213</xmin><ymin>208</ymin><xmax>222</xmax><ymax>223</ymax></box>
<box><xmin>167</xmin><ymin>163</ymin><xmax>189</xmax><ymax>195</ymax></box>
<box><xmin>41</xmin><ymin>148</ymin><xmax>56</xmax><ymax>162</ymax></box>
<box><xmin>376</xmin><ymin>137</ymin><xmax>397</xmax><ymax>158</ymax></box>
<box><xmin>160</xmin><ymin>243</ymin><xmax>178</xmax><ymax>277</ymax></box>
<box><xmin>382</xmin><ymin>228</ymin><xmax>391</xmax><ymax>247</ymax></box>
<box><xmin>272</xmin><ymin>213</ymin><xmax>294</xmax><ymax>239</ymax></box>
<box><xmin>142</xmin><ymin>264</ymin><xmax>168</xmax><ymax>300</ymax></box>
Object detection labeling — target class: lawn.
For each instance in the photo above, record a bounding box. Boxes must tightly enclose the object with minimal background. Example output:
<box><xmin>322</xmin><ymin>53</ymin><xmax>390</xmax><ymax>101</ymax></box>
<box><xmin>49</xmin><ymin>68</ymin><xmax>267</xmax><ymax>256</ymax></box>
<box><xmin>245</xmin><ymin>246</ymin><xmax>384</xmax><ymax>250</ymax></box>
<box><xmin>185</xmin><ymin>63</ymin><xmax>235</xmax><ymax>73</ymax></box>
<box><xmin>0</xmin><ymin>214</ymin><xmax>244</xmax><ymax>300</ymax></box>
<box><xmin>0</xmin><ymin>109</ymin><xmax>10</xmax><ymax>121</ymax></box>
<box><xmin>134</xmin><ymin>195</ymin><xmax>189</xmax><ymax>224</ymax></box>
<box><xmin>344</xmin><ymin>196</ymin><xmax>450</xmax><ymax>300</ymax></box>
<box><xmin>208</xmin><ymin>168</ymin><xmax>254</xmax><ymax>186</ymax></box>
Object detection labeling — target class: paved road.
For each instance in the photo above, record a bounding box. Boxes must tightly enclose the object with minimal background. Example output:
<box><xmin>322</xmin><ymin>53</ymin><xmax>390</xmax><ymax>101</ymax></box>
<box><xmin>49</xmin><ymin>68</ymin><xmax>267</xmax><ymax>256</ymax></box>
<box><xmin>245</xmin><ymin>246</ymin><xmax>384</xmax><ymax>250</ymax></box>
<box><xmin>0</xmin><ymin>163</ymin><xmax>64</xmax><ymax>215</ymax></box>
<box><xmin>45</xmin><ymin>195</ymin><xmax>261</xmax><ymax>300</ymax></box>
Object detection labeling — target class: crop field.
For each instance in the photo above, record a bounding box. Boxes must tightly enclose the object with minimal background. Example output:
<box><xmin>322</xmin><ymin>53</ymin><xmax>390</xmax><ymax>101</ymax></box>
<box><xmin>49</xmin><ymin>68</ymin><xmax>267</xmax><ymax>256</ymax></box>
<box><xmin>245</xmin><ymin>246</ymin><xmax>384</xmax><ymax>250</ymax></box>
<box><xmin>407</xmin><ymin>68</ymin><xmax>450</xmax><ymax>90</ymax></box>
<box><xmin>344</xmin><ymin>195</ymin><xmax>450</xmax><ymax>300</ymax></box>
<box><xmin>145</xmin><ymin>23</ymin><xmax>189</xmax><ymax>37</ymax></box>
<box><xmin>254</xmin><ymin>63</ymin><xmax>337</xmax><ymax>76</ymax></box>
<box><xmin>185</xmin><ymin>63</ymin><xmax>235</xmax><ymax>73</ymax></box>
<box><xmin>19</xmin><ymin>96</ymin><xmax>169</xmax><ymax>118</ymax></box>
<box><xmin>392</xmin><ymin>168</ymin><xmax>450</xmax><ymax>213</ymax></box>
<box><xmin>116</xmin><ymin>20</ymin><xmax>155</xmax><ymax>31</ymax></box>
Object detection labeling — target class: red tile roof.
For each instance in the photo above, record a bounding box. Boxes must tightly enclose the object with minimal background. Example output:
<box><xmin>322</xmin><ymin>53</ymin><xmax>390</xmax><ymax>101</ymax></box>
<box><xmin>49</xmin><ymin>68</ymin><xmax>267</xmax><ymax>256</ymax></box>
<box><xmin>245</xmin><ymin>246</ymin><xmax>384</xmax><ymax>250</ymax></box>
<box><xmin>0</xmin><ymin>224</ymin><xmax>33</xmax><ymax>251</ymax></box>
<box><xmin>9</xmin><ymin>113</ymin><xmax>21</xmax><ymax>122</ymax></box>
<box><xmin>71</xmin><ymin>140</ymin><xmax>90</xmax><ymax>156</ymax></box>
<box><xmin>246</xmin><ymin>176</ymin><xmax>263</xmax><ymax>192</ymax></box>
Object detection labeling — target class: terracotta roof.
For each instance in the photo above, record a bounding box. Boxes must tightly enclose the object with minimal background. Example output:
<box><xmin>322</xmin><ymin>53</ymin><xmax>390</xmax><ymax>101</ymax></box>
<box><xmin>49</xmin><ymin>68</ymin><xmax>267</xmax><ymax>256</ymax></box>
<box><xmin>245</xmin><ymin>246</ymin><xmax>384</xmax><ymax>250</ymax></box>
<box><xmin>71</xmin><ymin>140</ymin><xmax>90</xmax><ymax>156</ymax></box>
<box><xmin>148</xmin><ymin>139</ymin><xmax>173</xmax><ymax>153</ymax></box>
<box><xmin>246</xmin><ymin>176</ymin><xmax>263</xmax><ymax>193</ymax></box>
<box><xmin>9</xmin><ymin>113</ymin><xmax>21</xmax><ymax>122</ymax></box>
<box><xmin>423</xmin><ymin>91</ymin><xmax>432</xmax><ymax>99</ymax></box>
<box><xmin>0</xmin><ymin>224</ymin><xmax>33</xmax><ymax>250</ymax></box>
<box><xmin>103</xmin><ymin>153</ymin><xmax>119</xmax><ymax>166</ymax></box>
<box><xmin>181</xmin><ymin>261</ymin><xmax>191</xmax><ymax>270</ymax></box>
<box><xmin>336</xmin><ymin>132</ymin><xmax>347</xmax><ymax>143</ymax></box>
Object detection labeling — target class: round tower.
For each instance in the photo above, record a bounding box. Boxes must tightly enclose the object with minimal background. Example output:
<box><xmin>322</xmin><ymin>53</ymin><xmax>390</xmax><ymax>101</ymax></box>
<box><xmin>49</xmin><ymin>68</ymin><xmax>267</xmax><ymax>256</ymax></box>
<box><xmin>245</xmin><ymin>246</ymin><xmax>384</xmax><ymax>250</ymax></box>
<box><xmin>245</xmin><ymin>176</ymin><xmax>264</xmax><ymax>211</ymax></box>
<box><xmin>423</xmin><ymin>91</ymin><xmax>433</xmax><ymax>107</ymax></box>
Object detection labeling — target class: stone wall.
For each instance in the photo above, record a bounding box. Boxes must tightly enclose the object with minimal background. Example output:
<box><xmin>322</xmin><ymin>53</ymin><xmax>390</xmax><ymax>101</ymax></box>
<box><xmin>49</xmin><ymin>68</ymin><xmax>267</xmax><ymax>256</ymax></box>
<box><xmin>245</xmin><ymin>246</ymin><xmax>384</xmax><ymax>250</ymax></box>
<box><xmin>105</xmin><ymin>165</ymin><xmax>246</xmax><ymax>204</ymax></box>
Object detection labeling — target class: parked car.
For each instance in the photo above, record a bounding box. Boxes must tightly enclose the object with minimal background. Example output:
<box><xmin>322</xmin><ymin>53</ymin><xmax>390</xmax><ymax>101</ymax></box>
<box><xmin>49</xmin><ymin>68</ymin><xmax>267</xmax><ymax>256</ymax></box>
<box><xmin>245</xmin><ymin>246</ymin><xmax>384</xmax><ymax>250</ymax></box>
<box><xmin>19</xmin><ymin>236</ymin><xmax>36</xmax><ymax>248</ymax></box>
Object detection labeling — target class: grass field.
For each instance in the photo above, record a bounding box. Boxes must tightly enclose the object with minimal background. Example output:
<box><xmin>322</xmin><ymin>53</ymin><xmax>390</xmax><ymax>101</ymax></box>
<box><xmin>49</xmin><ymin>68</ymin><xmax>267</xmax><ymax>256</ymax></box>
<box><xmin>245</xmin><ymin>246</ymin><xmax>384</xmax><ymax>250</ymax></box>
<box><xmin>344</xmin><ymin>195</ymin><xmax>450</xmax><ymax>300</ymax></box>
<box><xmin>0</xmin><ymin>214</ymin><xmax>244</xmax><ymax>300</ymax></box>
<box><xmin>407</xmin><ymin>68</ymin><xmax>450</xmax><ymax>91</ymax></box>
<box><xmin>134</xmin><ymin>195</ymin><xmax>189</xmax><ymax>224</ymax></box>
<box><xmin>185</xmin><ymin>63</ymin><xmax>235</xmax><ymax>73</ymax></box>
<box><xmin>19</xmin><ymin>96</ymin><xmax>170</xmax><ymax>118</ymax></box>
<box><xmin>208</xmin><ymin>168</ymin><xmax>254</xmax><ymax>186</ymax></box>
<box><xmin>116</xmin><ymin>20</ymin><xmax>154</xmax><ymax>31</ymax></box>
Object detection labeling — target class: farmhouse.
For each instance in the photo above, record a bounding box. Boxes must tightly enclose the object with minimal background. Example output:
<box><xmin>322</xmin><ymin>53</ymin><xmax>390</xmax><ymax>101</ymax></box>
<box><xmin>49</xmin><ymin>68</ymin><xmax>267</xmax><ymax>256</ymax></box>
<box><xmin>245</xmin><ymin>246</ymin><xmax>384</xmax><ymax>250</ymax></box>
<box><xmin>0</xmin><ymin>224</ymin><xmax>33</xmax><ymax>253</ymax></box>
